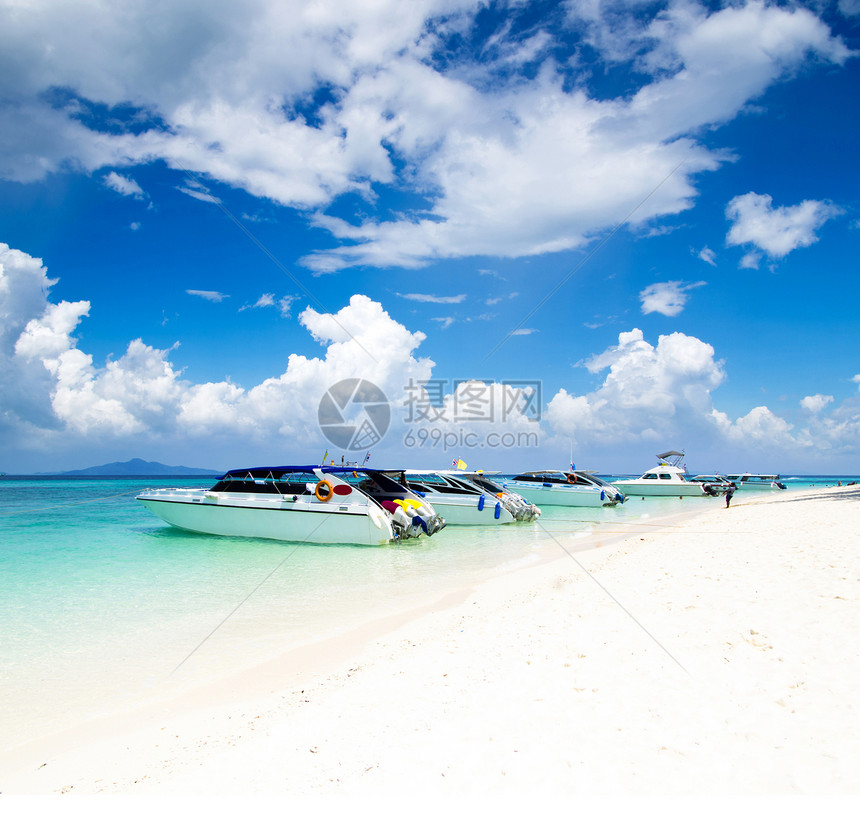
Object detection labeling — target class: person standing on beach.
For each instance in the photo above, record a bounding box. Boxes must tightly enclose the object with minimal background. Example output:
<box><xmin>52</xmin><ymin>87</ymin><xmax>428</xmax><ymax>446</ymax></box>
<box><xmin>725</xmin><ymin>484</ymin><xmax>737</xmax><ymax>508</ymax></box>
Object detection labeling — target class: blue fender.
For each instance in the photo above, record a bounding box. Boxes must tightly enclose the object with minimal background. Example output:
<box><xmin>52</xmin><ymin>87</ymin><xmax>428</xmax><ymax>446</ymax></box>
<box><xmin>478</xmin><ymin>494</ymin><xmax>486</xmax><ymax>511</ymax></box>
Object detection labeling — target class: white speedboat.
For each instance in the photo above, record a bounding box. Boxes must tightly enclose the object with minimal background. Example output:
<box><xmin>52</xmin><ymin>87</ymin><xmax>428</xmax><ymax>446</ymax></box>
<box><xmin>724</xmin><ymin>473</ymin><xmax>786</xmax><ymax>490</ymax></box>
<box><xmin>689</xmin><ymin>474</ymin><xmax>735</xmax><ymax>495</ymax></box>
<box><xmin>382</xmin><ymin>470</ymin><xmax>540</xmax><ymax>524</ymax></box>
<box><xmin>613</xmin><ymin>452</ymin><xmax>706</xmax><ymax>497</ymax></box>
<box><xmin>452</xmin><ymin>471</ymin><xmax>542</xmax><ymax>521</ymax></box>
<box><xmin>504</xmin><ymin>470</ymin><xmax>626</xmax><ymax>507</ymax></box>
<box><xmin>136</xmin><ymin>465</ymin><xmax>446</xmax><ymax>545</ymax></box>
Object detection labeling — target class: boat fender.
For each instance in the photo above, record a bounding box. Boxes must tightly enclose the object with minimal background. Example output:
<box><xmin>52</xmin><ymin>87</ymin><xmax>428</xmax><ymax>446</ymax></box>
<box><xmin>600</xmin><ymin>490</ymin><xmax>605</xmax><ymax>501</ymax></box>
<box><xmin>315</xmin><ymin>480</ymin><xmax>334</xmax><ymax>501</ymax></box>
<box><xmin>478</xmin><ymin>494</ymin><xmax>485</xmax><ymax>511</ymax></box>
<box><xmin>494</xmin><ymin>501</ymin><xmax>501</xmax><ymax>519</ymax></box>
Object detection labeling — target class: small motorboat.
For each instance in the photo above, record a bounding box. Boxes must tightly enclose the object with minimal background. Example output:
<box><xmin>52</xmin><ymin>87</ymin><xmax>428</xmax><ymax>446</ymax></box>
<box><xmin>381</xmin><ymin>469</ymin><xmax>540</xmax><ymax>524</ymax></box>
<box><xmin>689</xmin><ymin>474</ymin><xmax>735</xmax><ymax>495</ymax></box>
<box><xmin>504</xmin><ymin>469</ymin><xmax>626</xmax><ymax>507</ymax></box>
<box><xmin>136</xmin><ymin>465</ymin><xmax>446</xmax><ymax>545</ymax></box>
<box><xmin>723</xmin><ymin>473</ymin><xmax>787</xmax><ymax>490</ymax></box>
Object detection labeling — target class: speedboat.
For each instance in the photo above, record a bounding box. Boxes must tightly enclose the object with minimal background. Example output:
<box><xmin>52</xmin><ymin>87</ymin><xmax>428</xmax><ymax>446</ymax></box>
<box><xmin>504</xmin><ymin>470</ymin><xmax>626</xmax><ymax>507</ymax></box>
<box><xmin>381</xmin><ymin>469</ymin><xmax>540</xmax><ymax>524</ymax></box>
<box><xmin>689</xmin><ymin>474</ymin><xmax>735</xmax><ymax>495</ymax></box>
<box><xmin>453</xmin><ymin>471</ymin><xmax>542</xmax><ymax>521</ymax></box>
<box><xmin>724</xmin><ymin>473</ymin><xmax>786</xmax><ymax>490</ymax></box>
<box><xmin>613</xmin><ymin>452</ymin><xmax>706</xmax><ymax>497</ymax></box>
<box><xmin>136</xmin><ymin>465</ymin><xmax>446</xmax><ymax>545</ymax></box>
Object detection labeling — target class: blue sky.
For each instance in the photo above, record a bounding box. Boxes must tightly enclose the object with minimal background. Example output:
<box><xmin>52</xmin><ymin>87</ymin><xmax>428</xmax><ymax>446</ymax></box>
<box><xmin>1</xmin><ymin>0</ymin><xmax>858</xmax><ymax>475</ymax></box>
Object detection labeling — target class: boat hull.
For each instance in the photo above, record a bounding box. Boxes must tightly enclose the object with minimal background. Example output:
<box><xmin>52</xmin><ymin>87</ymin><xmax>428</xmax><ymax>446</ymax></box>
<box><xmin>418</xmin><ymin>494</ymin><xmax>515</xmax><ymax>525</ymax></box>
<box><xmin>506</xmin><ymin>482</ymin><xmax>621</xmax><ymax>507</ymax></box>
<box><xmin>137</xmin><ymin>490</ymin><xmax>394</xmax><ymax>545</ymax></box>
<box><xmin>614</xmin><ymin>482</ymin><xmax>705</xmax><ymax>497</ymax></box>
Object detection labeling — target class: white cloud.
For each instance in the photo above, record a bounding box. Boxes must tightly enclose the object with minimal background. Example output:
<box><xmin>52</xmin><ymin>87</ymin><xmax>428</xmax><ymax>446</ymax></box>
<box><xmin>176</xmin><ymin>185</ymin><xmax>221</xmax><ymax>204</ymax></box>
<box><xmin>0</xmin><ymin>1</ymin><xmax>850</xmax><ymax>272</ymax></box>
<box><xmin>103</xmin><ymin>171</ymin><xmax>146</xmax><ymax>200</ymax></box>
<box><xmin>697</xmin><ymin>246</ymin><xmax>716</xmax><ymax>266</ymax></box>
<box><xmin>396</xmin><ymin>293</ymin><xmax>467</xmax><ymax>304</ymax></box>
<box><xmin>238</xmin><ymin>293</ymin><xmax>297</xmax><ymax>317</ymax></box>
<box><xmin>801</xmin><ymin>394</ymin><xmax>834</xmax><ymax>414</ymax></box>
<box><xmin>1</xmin><ymin>242</ymin><xmax>438</xmax><ymax>452</ymax></box>
<box><xmin>546</xmin><ymin>328</ymin><xmax>728</xmax><ymax>446</ymax></box>
<box><xmin>186</xmin><ymin>290</ymin><xmax>228</xmax><ymax>302</ymax></box>
<box><xmin>511</xmin><ymin>328</ymin><xmax>537</xmax><ymax>336</ymax></box>
<box><xmin>726</xmin><ymin>192</ymin><xmax>841</xmax><ymax>259</ymax></box>
<box><xmin>240</xmin><ymin>293</ymin><xmax>275</xmax><ymax>312</ymax></box>
<box><xmin>640</xmin><ymin>280</ymin><xmax>706</xmax><ymax>317</ymax></box>
<box><xmin>738</xmin><ymin>251</ymin><xmax>761</xmax><ymax>270</ymax></box>
<box><xmin>4</xmin><ymin>241</ymin><xmax>860</xmax><ymax>467</ymax></box>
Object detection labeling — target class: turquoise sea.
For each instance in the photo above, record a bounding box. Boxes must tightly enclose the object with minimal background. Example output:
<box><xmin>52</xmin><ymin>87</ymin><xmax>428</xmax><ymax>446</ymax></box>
<box><xmin>0</xmin><ymin>473</ymin><xmax>852</xmax><ymax>753</ymax></box>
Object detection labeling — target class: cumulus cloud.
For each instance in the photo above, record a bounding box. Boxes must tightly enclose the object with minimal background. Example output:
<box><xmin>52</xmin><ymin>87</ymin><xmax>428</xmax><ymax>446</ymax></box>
<box><xmin>543</xmin><ymin>326</ymin><xmax>824</xmax><ymax>458</ymax></box>
<box><xmin>0</xmin><ymin>1</ymin><xmax>850</xmax><ymax>272</ymax></box>
<box><xmin>639</xmin><ymin>280</ymin><xmax>706</xmax><ymax>317</ymax></box>
<box><xmin>726</xmin><ymin>192</ymin><xmax>841</xmax><ymax>260</ymax></box>
<box><xmin>801</xmin><ymin>394</ymin><xmax>834</xmax><ymax>414</ymax></box>
<box><xmin>4</xmin><ymin>241</ymin><xmax>860</xmax><ymax>467</ymax></box>
<box><xmin>546</xmin><ymin>328</ymin><xmax>727</xmax><ymax>446</ymax></box>
<box><xmin>1</xmin><ymin>242</ymin><xmax>439</xmax><ymax>454</ymax></box>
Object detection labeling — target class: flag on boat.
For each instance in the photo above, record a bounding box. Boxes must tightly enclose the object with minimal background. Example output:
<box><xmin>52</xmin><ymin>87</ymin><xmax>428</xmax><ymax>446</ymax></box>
<box><xmin>456</xmin><ymin>458</ymin><xmax>467</xmax><ymax>470</ymax></box>
<box><xmin>322</xmin><ymin>450</ymin><xmax>328</xmax><ymax>464</ymax></box>
<box><xmin>363</xmin><ymin>452</ymin><xmax>371</xmax><ymax>465</ymax></box>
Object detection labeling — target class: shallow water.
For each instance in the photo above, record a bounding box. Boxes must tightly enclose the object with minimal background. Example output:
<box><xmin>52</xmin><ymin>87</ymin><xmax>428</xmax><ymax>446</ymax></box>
<box><xmin>0</xmin><ymin>473</ymin><xmax>850</xmax><ymax>751</ymax></box>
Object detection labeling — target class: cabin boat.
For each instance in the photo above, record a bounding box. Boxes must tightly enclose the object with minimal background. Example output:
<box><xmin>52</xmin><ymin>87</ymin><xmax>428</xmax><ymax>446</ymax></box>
<box><xmin>136</xmin><ymin>466</ymin><xmax>446</xmax><ymax>545</ymax></box>
<box><xmin>613</xmin><ymin>452</ymin><xmax>706</xmax><ymax>497</ymax></box>
<box><xmin>381</xmin><ymin>469</ymin><xmax>540</xmax><ymax>524</ymax></box>
<box><xmin>724</xmin><ymin>473</ymin><xmax>786</xmax><ymax>490</ymax></box>
<box><xmin>504</xmin><ymin>470</ymin><xmax>626</xmax><ymax>507</ymax></box>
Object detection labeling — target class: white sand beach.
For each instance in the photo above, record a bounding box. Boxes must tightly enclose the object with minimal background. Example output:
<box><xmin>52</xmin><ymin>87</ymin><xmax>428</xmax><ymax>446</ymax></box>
<box><xmin>2</xmin><ymin>485</ymin><xmax>859</xmax><ymax>797</ymax></box>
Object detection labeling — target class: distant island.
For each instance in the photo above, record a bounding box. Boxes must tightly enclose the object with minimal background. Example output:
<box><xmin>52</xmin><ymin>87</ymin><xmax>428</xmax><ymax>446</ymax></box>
<box><xmin>55</xmin><ymin>458</ymin><xmax>221</xmax><ymax>476</ymax></box>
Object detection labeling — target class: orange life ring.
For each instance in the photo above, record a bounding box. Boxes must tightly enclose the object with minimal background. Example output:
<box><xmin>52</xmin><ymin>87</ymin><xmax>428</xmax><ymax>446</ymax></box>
<box><xmin>315</xmin><ymin>480</ymin><xmax>334</xmax><ymax>501</ymax></box>
<box><xmin>567</xmin><ymin>473</ymin><xmax>578</xmax><ymax>484</ymax></box>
